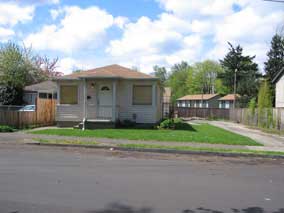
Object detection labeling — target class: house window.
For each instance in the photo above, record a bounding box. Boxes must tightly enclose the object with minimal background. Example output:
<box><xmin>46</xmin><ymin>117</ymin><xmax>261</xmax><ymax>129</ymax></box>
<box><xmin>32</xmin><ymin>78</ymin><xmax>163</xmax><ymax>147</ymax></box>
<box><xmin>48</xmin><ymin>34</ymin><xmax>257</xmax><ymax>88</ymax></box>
<box><xmin>60</xmin><ymin>85</ymin><xmax>78</xmax><ymax>104</ymax></box>
<box><xmin>101</xmin><ymin>86</ymin><xmax>110</xmax><ymax>91</ymax></box>
<box><xmin>39</xmin><ymin>93</ymin><xmax>48</xmax><ymax>99</ymax></box>
<box><xmin>133</xmin><ymin>85</ymin><xmax>152</xmax><ymax>105</ymax></box>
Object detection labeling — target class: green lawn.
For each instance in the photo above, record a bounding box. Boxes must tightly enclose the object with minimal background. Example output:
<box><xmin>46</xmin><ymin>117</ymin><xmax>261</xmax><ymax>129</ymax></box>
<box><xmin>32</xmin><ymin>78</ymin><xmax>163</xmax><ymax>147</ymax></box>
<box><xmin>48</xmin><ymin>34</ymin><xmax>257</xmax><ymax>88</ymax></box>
<box><xmin>31</xmin><ymin>124</ymin><xmax>261</xmax><ymax>146</ymax></box>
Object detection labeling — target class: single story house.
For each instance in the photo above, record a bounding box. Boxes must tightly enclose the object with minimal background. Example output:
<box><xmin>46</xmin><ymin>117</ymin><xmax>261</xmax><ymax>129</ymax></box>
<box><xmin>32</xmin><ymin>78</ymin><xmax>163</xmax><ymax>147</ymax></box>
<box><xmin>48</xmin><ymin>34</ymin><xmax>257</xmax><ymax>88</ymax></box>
<box><xmin>272</xmin><ymin>67</ymin><xmax>284</xmax><ymax>108</ymax></box>
<box><xmin>23</xmin><ymin>80</ymin><xmax>57</xmax><ymax>105</ymax></box>
<box><xmin>218</xmin><ymin>94</ymin><xmax>239</xmax><ymax>109</ymax></box>
<box><xmin>177</xmin><ymin>94</ymin><xmax>220</xmax><ymax>108</ymax></box>
<box><xmin>54</xmin><ymin>64</ymin><xmax>162</xmax><ymax>128</ymax></box>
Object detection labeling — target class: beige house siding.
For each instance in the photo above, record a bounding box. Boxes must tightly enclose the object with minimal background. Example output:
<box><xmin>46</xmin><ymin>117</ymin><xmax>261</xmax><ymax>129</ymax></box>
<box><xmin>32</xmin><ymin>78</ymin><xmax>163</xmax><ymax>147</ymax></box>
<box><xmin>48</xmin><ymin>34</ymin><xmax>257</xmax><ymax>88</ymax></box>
<box><xmin>276</xmin><ymin>75</ymin><xmax>284</xmax><ymax>108</ymax></box>
<box><xmin>56</xmin><ymin>80</ymin><xmax>84</xmax><ymax>122</ymax></box>
<box><xmin>56</xmin><ymin>79</ymin><xmax>161</xmax><ymax>124</ymax></box>
<box><xmin>117</xmin><ymin>80</ymin><xmax>159</xmax><ymax>123</ymax></box>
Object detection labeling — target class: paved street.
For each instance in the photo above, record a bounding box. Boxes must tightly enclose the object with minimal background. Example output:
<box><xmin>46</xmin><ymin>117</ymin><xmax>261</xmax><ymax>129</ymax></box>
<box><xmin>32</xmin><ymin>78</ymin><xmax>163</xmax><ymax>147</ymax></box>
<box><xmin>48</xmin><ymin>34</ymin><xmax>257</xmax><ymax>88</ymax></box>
<box><xmin>0</xmin><ymin>143</ymin><xmax>283</xmax><ymax>213</ymax></box>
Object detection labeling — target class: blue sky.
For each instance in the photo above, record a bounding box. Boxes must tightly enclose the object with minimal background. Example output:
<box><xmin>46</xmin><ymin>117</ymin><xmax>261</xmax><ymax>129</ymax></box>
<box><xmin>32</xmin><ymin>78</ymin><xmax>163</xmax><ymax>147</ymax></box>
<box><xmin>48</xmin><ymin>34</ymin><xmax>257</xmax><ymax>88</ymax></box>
<box><xmin>0</xmin><ymin>0</ymin><xmax>283</xmax><ymax>74</ymax></box>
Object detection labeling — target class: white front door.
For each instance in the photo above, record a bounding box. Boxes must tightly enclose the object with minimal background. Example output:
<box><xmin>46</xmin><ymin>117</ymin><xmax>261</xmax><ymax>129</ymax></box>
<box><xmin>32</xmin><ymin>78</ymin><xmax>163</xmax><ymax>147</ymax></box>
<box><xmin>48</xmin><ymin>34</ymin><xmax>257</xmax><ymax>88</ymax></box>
<box><xmin>98</xmin><ymin>83</ymin><xmax>112</xmax><ymax>119</ymax></box>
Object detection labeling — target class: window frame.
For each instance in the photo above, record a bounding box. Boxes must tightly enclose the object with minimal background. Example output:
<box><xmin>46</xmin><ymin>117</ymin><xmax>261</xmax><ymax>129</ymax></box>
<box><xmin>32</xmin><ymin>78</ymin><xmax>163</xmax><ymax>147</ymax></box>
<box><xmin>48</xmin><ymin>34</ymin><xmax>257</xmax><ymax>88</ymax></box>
<box><xmin>132</xmin><ymin>85</ymin><xmax>153</xmax><ymax>106</ymax></box>
<box><xmin>59</xmin><ymin>84</ymin><xmax>79</xmax><ymax>105</ymax></box>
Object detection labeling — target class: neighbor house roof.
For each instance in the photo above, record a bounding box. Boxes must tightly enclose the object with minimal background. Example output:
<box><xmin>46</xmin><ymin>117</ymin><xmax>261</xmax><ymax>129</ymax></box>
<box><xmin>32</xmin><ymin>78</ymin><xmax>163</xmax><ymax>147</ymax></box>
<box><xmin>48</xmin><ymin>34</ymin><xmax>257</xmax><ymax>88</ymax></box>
<box><xmin>177</xmin><ymin>94</ymin><xmax>219</xmax><ymax>101</ymax></box>
<box><xmin>24</xmin><ymin>80</ymin><xmax>57</xmax><ymax>93</ymax></box>
<box><xmin>218</xmin><ymin>94</ymin><xmax>240</xmax><ymax>101</ymax></box>
<box><xmin>272</xmin><ymin>67</ymin><xmax>284</xmax><ymax>84</ymax></box>
<box><xmin>56</xmin><ymin>64</ymin><xmax>157</xmax><ymax>80</ymax></box>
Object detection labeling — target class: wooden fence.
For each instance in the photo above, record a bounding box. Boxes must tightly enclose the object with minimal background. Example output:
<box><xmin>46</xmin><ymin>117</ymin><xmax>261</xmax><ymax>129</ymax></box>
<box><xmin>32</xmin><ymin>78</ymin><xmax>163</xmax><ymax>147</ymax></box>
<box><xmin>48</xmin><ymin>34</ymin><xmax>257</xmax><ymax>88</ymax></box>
<box><xmin>176</xmin><ymin>107</ymin><xmax>284</xmax><ymax>131</ymax></box>
<box><xmin>177</xmin><ymin>107</ymin><xmax>230</xmax><ymax>120</ymax></box>
<box><xmin>0</xmin><ymin>98</ymin><xmax>56</xmax><ymax>128</ymax></box>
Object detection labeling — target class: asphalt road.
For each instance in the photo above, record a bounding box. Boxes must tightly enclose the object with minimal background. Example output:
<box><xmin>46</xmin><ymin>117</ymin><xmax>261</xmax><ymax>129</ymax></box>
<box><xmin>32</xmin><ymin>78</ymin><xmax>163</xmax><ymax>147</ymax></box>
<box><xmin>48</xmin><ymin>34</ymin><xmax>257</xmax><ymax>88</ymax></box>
<box><xmin>0</xmin><ymin>144</ymin><xmax>283</xmax><ymax>213</ymax></box>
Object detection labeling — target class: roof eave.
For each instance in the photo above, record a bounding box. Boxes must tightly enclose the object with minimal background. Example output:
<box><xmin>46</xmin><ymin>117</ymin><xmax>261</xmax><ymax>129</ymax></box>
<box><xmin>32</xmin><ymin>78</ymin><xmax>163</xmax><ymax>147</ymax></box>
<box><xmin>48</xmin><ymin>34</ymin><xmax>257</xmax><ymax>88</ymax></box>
<box><xmin>272</xmin><ymin>67</ymin><xmax>284</xmax><ymax>84</ymax></box>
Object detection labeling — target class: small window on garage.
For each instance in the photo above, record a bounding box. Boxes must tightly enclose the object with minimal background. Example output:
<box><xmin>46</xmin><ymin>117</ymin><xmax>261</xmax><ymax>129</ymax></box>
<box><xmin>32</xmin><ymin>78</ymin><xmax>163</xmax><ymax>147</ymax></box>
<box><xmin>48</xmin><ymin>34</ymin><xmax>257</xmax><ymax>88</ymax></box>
<box><xmin>39</xmin><ymin>93</ymin><xmax>48</xmax><ymax>99</ymax></box>
<box><xmin>60</xmin><ymin>85</ymin><xmax>78</xmax><ymax>104</ymax></box>
<box><xmin>132</xmin><ymin>85</ymin><xmax>152</xmax><ymax>105</ymax></box>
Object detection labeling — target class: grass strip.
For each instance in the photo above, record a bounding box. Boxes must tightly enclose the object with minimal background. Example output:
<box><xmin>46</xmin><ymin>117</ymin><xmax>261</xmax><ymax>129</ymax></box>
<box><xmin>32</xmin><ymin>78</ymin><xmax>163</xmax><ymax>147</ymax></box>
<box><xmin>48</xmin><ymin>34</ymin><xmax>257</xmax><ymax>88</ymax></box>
<box><xmin>34</xmin><ymin>138</ymin><xmax>98</xmax><ymax>146</ymax></box>
<box><xmin>118</xmin><ymin>144</ymin><xmax>284</xmax><ymax>157</ymax></box>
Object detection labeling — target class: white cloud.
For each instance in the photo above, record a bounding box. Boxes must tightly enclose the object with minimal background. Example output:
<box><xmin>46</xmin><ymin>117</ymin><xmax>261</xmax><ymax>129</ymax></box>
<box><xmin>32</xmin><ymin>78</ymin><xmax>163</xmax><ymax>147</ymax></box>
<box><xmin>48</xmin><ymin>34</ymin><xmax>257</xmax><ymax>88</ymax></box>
<box><xmin>25</xmin><ymin>6</ymin><xmax>116</xmax><ymax>53</ymax></box>
<box><xmin>0</xmin><ymin>27</ymin><xmax>14</xmax><ymax>41</ymax></box>
<box><xmin>50</xmin><ymin>0</ymin><xmax>60</xmax><ymax>4</ymax></box>
<box><xmin>0</xmin><ymin>2</ymin><xmax>34</xmax><ymax>26</ymax></box>
<box><xmin>57</xmin><ymin>57</ymin><xmax>93</xmax><ymax>74</ymax></box>
<box><xmin>114</xmin><ymin>16</ymin><xmax>129</xmax><ymax>29</ymax></box>
<box><xmin>50</xmin><ymin>8</ymin><xmax>63</xmax><ymax>20</ymax></box>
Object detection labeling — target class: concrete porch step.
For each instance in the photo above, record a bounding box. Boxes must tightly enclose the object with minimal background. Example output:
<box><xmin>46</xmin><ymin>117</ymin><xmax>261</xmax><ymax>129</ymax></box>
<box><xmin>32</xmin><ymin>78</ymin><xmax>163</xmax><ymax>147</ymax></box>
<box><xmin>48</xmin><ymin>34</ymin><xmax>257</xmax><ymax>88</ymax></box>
<box><xmin>74</xmin><ymin>119</ymin><xmax>115</xmax><ymax>130</ymax></box>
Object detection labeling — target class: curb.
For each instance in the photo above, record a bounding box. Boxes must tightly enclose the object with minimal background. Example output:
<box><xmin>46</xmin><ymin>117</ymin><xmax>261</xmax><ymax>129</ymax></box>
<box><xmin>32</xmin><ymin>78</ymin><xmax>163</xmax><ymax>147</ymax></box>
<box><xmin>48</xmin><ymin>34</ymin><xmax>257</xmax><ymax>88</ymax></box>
<box><xmin>26</xmin><ymin>142</ymin><xmax>284</xmax><ymax>159</ymax></box>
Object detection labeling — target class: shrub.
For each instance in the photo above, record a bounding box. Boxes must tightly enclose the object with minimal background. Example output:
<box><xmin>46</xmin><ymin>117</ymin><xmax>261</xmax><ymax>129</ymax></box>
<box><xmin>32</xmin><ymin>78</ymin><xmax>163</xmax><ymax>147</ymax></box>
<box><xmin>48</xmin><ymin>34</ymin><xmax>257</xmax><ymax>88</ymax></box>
<box><xmin>0</xmin><ymin>125</ymin><xmax>15</xmax><ymax>132</ymax></box>
<box><xmin>158</xmin><ymin>118</ymin><xmax>194</xmax><ymax>130</ymax></box>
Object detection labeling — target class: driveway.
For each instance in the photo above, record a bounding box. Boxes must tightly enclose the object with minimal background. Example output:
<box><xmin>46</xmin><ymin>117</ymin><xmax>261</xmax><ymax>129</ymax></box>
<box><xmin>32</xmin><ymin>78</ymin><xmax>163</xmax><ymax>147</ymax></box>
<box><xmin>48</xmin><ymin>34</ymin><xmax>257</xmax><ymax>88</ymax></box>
<box><xmin>208</xmin><ymin>121</ymin><xmax>284</xmax><ymax>148</ymax></box>
<box><xmin>0</xmin><ymin>144</ymin><xmax>283</xmax><ymax>213</ymax></box>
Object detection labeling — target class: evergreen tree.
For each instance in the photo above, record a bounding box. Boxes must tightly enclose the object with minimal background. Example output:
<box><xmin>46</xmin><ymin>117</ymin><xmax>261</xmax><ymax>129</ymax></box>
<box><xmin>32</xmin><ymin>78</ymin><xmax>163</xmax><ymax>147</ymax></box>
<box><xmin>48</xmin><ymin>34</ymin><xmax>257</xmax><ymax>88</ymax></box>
<box><xmin>264</xmin><ymin>34</ymin><xmax>284</xmax><ymax>83</ymax></box>
<box><xmin>257</xmin><ymin>80</ymin><xmax>273</xmax><ymax>128</ymax></box>
<box><xmin>219</xmin><ymin>42</ymin><xmax>261</xmax><ymax>106</ymax></box>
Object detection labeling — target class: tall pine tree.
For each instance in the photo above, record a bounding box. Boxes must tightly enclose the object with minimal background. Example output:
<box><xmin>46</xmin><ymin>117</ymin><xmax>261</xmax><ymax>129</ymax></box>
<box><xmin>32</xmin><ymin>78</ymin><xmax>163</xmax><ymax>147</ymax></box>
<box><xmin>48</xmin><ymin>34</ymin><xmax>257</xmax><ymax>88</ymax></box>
<box><xmin>264</xmin><ymin>33</ymin><xmax>284</xmax><ymax>83</ymax></box>
<box><xmin>219</xmin><ymin>42</ymin><xmax>261</xmax><ymax>107</ymax></box>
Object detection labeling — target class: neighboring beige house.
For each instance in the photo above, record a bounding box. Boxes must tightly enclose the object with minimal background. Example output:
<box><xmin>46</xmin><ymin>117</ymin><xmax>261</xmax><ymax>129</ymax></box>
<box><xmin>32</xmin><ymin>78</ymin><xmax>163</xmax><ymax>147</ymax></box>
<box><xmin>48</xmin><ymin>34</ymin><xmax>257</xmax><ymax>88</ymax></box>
<box><xmin>54</xmin><ymin>64</ymin><xmax>162</xmax><ymax>128</ymax></box>
<box><xmin>273</xmin><ymin>67</ymin><xmax>284</xmax><ymax>108</ymax></box>
<box><xmin>177</xmin><ymin>94</ymin><xmax>220</xmax><ymax>108</ymax></box>
<box><xmin>23</xmin><ymin>80</ymin><xmax>57</xmax><ymax>105</ymax></box>
<box><xmin>218</xmin><ymin>94</ymin><xmax>239</xmax><ymax>109</ymax></box>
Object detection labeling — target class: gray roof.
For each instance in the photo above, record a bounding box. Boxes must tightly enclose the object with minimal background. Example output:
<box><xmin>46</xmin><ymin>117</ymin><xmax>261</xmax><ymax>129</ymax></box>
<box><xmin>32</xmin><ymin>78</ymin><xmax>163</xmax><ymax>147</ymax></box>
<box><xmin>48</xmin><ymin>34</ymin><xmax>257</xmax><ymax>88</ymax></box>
<box><xmin>24</xmin><ymin>80</ymin><xmax>57</xmax><ymax>93</ymax></box>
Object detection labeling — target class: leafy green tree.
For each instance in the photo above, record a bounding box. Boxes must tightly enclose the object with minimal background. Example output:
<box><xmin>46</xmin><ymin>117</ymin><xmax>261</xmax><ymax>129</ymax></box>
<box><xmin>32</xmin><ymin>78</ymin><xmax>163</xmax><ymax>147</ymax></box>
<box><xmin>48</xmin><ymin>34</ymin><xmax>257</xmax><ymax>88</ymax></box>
<box><xmin>168</xmin><ymin>61</ymin><xmax>191</xmax><ymax>102</ymax></box>
<box><xmin>264</xmin><ymin>33</ymin><xmax>284</xmax><ymax>83</ymax></box>
<box><xmin>188</xmin><ymin>60</ymin><xmax>226</xmax><ymax>94</ymax></box>
<box><xmin>219</xmin><ymin>42</ymin><xmax>261</xmax><ymax>106</ymax></box>
<box><xmin>0</xmin><ymin>42</ymin><xmax>59</xmax><ymax>105</ymax></box>
<box><xmin>153</xmin><ymin>65</ymin><xmax>167</xmax><ymax>86</ymax></box>
<box><xmin>0</xmin><ymin>42</ymin><xmax>34</xmax><ymax>88</ymax></box>
<box><xmin>257</xmin><ymin>80</ymin><xmax>273</xmax><ymax>128</ymax></box>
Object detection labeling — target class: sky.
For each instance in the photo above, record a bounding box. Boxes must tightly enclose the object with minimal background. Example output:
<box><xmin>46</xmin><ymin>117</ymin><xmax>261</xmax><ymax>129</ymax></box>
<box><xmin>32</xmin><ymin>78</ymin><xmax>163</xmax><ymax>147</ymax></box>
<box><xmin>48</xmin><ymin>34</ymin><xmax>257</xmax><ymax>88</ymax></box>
<box><xmin>0</xmin><ymin>0</ymin><xmax>283</xmax><ymax>74</ymax></box>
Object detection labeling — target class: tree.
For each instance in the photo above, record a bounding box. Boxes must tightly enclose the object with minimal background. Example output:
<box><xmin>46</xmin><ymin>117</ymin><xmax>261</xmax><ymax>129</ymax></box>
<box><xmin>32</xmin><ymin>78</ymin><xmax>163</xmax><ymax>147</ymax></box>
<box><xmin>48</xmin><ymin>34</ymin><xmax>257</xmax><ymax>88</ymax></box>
<box><xmin>0</xmin><ymin>42</ymin><xmax>33</xmax><ymax>88</ymax></box>
<box><xmin>188</xmin><ymin>60</ymin><xmax>227</xmax><ymax>94</ymax></box>
<box><xmin>219</xmin><ymin>42</ymin><xmax>261</xmax><ymax>106</ymax></box>
<box><xmin>257</xmin><ymin>80</ymin><xmax>273</xmax><ymax>128</ymax></box>
<box><xmin>153</xmin><ymin>65</ymin><xmax>167</xmax><ymax>86</ymax></box>
<box><xmin>0</xmin><ymin>85</ymin><xmax>23</xmax><ymax>105</ymax></box>
<box><xmin>168</xmin><ymin>61</ymin><xmax>191</xmax><ymax>102</ymax></box>
<box><xmin>34</xmin><ymin>55</ymin><xmax>62</xmax><ymax>78</ymax></box>
<box><xmin>264</xmin><ymin>33</ymin><xmax>284</xmax><ymax>83</ymax></box>
<box><xmin>0</xmin><ymin>42</ymin><xmax>60</xmax><ymax>105</ymax></box>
